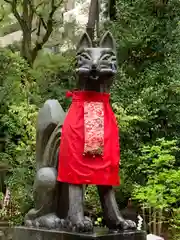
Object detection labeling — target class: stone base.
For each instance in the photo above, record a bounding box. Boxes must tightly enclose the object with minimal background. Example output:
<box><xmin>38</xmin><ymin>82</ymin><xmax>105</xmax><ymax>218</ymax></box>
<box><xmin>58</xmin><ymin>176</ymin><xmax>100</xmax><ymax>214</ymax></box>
<box><xmin>12</xmin><ymin>226</ymin><xmax>147</xmax><ymax>240</ymax></box>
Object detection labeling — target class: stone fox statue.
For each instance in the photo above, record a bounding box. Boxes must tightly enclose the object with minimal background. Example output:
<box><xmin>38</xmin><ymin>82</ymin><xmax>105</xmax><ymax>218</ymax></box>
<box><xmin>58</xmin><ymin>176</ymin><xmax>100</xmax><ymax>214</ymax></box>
<box><xmin>25</xmin><ymin>32</ymin><xmax>136</xmax><ymax>233</ymax></box>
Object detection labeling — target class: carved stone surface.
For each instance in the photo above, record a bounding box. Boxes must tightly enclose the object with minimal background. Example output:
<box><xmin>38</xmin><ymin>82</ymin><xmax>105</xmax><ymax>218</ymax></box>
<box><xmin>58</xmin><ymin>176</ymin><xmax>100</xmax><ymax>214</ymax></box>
<box><xmin>36</xmin><ymin>99</ymin><xmax>65</xmax><ymax>170</ymax></box>
<box><xmin>0</xmin><ymin>231</ymin><xmax>4</xmax><ymax>240</ymax></box>
<box><xmin>24</xmin><ymin>31</ymin><xmax>138</xmax><ymax>233</ymax></box>
<box><xmin>24</xmin><ymin>6</ymin><xmax>140</xmax><ymax>231</ymax></box>
<box><xmin>24</xmin><ymin>100</ymin><xmax>67</xmax><ymax>229</ymax></box>
<box><xmin>13</xmin><ymin>227</ymin><xmax>147</xmax><ymax>240</ymax></box>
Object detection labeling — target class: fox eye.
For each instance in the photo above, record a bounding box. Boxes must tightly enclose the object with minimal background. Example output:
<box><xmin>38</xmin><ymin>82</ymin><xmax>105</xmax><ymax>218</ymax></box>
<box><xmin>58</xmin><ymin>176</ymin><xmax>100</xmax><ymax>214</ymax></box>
<box><xmin>101</xmin><ymin>54</ymin><xmax>110</xmax><ymax>61</ymax></box>
<box><xmin>80</xmin><ymin>53</ymin><xmax>91</xmax><ymax>60</ymax></box>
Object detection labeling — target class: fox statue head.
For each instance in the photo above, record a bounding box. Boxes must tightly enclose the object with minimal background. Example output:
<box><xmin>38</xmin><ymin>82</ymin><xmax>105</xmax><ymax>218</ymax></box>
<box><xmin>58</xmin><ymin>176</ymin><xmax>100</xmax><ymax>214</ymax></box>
<box><xmin>76</xmin><ymin>31</ymin><xmax>117</xmax><ymax>92</ymax></box>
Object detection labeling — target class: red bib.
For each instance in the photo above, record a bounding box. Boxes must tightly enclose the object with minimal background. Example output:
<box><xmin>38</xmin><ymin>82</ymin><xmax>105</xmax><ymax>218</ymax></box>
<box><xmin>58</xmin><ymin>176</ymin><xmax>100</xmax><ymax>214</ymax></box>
<box><xmin>57</xmin><ymin>91</ymin><xmax>120</xmax><ymax>186</ymax></box>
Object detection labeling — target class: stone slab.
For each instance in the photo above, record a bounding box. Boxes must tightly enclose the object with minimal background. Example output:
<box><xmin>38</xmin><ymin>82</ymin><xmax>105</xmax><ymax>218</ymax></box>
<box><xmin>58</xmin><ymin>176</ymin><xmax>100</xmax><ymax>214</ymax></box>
<box><xmin>12</xmin><ymin>226</ymin><xmax>146</xmax><ymax>240</ymax></box>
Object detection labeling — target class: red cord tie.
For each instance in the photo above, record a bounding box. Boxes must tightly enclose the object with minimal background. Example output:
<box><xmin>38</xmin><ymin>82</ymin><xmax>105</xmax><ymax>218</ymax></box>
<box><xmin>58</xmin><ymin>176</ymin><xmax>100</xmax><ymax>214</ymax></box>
<box><xmin>66</xmin><ymin>91</ymin><xmax>73</xmax><ymax>98</ymax></box>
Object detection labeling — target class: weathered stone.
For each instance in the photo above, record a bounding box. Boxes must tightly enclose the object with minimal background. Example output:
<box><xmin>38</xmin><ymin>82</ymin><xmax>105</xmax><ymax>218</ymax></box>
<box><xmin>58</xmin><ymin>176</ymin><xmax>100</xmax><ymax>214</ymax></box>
<box><xmin>23</xmin><ymin>1</ymin><xmax>147</xmax><ymax>235</ymax></box>
<box><xmin>36</xmin><ymin>99</ymin><xmax>65</xmax><ymax>170</ymax></box>
<box><xmin>0</xmin><ymin>231</ymin><xmax>4</xmax><ymax>240</ymax></box>
<box><xmin>13</xmin><ymin>227</ymin><xmax>146</xmax><ymax>240</ymax></box>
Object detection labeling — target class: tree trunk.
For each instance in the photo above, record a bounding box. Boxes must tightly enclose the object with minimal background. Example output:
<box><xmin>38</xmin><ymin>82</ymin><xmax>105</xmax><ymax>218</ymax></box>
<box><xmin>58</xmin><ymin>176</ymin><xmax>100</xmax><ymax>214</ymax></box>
<box><xmin>21</xmin><ymin>29</ymin><xmax>32</xmax><ymax>66</ymax></box>
<box><xmin>86</xmin><ymin>0</ymin><xmax>99</xmax><ymax>43</ymax></box>
<box><xmin>21</xmin><ymin>0</ymin><xmax>33</xmax><ymax>66</ymax></box>
<box><xmin>109</xmin><ymin>0</ymin><xmax>116</xmax><ymax>21</ymax></box>
<box><xmin>5</xmin><ymin>0</ymin><xmax>62</xmax><ymax>67</ymax></box>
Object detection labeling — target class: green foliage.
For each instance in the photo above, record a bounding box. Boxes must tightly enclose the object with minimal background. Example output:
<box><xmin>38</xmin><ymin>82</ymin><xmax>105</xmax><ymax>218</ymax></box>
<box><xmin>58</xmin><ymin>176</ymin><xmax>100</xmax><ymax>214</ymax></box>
<box><xmin>105</xmin><ymin>0</ymin><xmax>180</xmax><ymax>235</ymax></box>
<box><xmin>0</xmin><ymin>192</ymin><xmax>3</xmax><ymax>201</ymax></box>
<box><xmin>33</xmin><ymin>51</ymin><xmax>76</xmax><ymax>110</ymax></box>
<box><xmin>94</xmin><ymin>217</ymin><xmax>103</xmax><ymax>227</ymax></box>
<box><xmin>0</xmin><ymin>48</ymin><xmax>76</xmax><ymax>224</ymax></box>
<box><xmin>0</xmin><ymin>48</ymin><xmax>36</xmax><ymax>142</ymax></box>
<box><xmin>0</xmin><ymin>2</ymin><xmax>12</xmax><ymax>31</ymax></box>
<box><xmin>2</xmin><ymin>103</ymin><xmax>37</xmax><ymax>224</ymax></box>
<box><xmin>0</xmin><ymin>49</ymin><xmax>37</xmax><ymax>224</ymax></box>
<box><xmin>1</xmin><ymin>2</ymin><xmax>180</xmax><ymax>238</ymax></box>
<box><xmin>85</xmin><ymin>185</ymin><xmax>101</xmax><ymax>217</ymax></box>
<box><xmin>132</xmin><ymin>139</ymin><xmax>180</xmax><ymax>232</ymax></box>
<box><xmin>0</xmin><ymin>23</ymin><xmax>20</xmax><ymax>37</ymax></box>
<box><xmin>133</xmin><ymin>139</ymin><xmax>180</xmax><ymax>207</ymax></box>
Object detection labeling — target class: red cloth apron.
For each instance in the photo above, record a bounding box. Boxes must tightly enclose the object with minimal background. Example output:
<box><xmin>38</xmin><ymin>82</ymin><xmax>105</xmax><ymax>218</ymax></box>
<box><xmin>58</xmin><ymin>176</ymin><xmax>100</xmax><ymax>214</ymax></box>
<box><xmin>57</xmin><ymin>91</ymin><xmax>120</xmax><ymax>186</ymax></box>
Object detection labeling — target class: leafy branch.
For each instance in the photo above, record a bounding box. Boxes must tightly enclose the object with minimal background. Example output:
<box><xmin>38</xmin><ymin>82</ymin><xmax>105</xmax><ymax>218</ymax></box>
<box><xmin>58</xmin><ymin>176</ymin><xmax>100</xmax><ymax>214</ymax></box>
<box><xmin>4</xmin><ymin>0</ymin><xmax>26</xmax><ymax>30</ymax></box>
<box><xmin>31</xmin><ymin>0</ymin><xmax>64</xmax><ymax>63</ymax></box>
<box><xmin>4</xmin><ymin>0</ymin><xmax>63</xmax><ymax>66</ymax></box>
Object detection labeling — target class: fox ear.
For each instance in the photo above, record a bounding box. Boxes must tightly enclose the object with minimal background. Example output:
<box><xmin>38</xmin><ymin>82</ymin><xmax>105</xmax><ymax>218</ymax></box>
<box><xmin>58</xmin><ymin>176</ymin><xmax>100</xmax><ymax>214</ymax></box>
<box><xmin>100</xmin><ymin>31</ymin><xmax>116</xmax><ymax>50</ymax></box>
<box><xmin>77</xmin><ymin>32</ymin><xmax>92</xmax><ymax>51</ymax></box>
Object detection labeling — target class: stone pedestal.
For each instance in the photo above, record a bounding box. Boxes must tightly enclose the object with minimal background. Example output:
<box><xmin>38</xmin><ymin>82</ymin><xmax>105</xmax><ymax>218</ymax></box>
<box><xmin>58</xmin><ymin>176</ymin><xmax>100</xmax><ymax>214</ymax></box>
<box><xmin>12</xmin><ymin>226</ymin><xmax>146</xmax><ymax>240</ymax></box>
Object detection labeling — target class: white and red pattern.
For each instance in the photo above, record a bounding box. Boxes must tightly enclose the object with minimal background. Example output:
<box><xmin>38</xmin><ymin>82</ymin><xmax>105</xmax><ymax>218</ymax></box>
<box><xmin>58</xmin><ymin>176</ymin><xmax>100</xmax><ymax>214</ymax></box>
<box><xmin>84</xmin><ymin>101</ymin><xmax>104</xmax><ymax>155</ymax></box>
